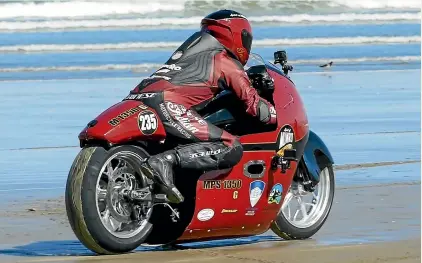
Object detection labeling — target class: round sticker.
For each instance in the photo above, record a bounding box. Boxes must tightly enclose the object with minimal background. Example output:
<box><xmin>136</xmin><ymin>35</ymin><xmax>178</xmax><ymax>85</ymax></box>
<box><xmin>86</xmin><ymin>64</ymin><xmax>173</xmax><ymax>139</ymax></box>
<box><xmin>197</xmin><ymin>208</ymin><xmax>214</xmax><ymax>221</ymax></box>
<box><xmin>138</xmin><ymin>110</ymin><xmax>158</xmax><ymax>135</ymax></box>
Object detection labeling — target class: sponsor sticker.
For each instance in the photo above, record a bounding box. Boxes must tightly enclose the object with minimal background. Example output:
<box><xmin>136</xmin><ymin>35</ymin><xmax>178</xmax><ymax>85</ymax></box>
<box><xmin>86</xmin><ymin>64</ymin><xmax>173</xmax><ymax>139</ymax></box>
<box><xmin>124</xmin><ymin>93</ymin><xmax>156</xmax><ymax>100</ymax></box>
<box><xmin>197</xmin><ymin>208</ymin><xmax>214</xmax><ymax>221</ymax></box>
<box><xmin>245</xmin><ymin>208</ymin><xmax>257</xmax><ymax>216</ymax></box>
<box><xmin>221</xmin><ymin>209</ymin><xmax>238</xmax><ymax>214</ymax></box>
<box><xmin>159</xmin><ymin>103</ymin><xmax>192</xmax><ymax>139</ymax></box>
<box><xmin>108</xmin><ymin>104</ymin><xmax>148</xmax><ymax>127</ymax></box>
<box><xmin>166</xmin><ymin>102</ymin><xmax>200</xmax><ymax>134</ymax></box>
<box><xmin>268</xmin><ymin>184</ymin><xmax>283</xmax><ymax>204</ymax></box>
<box><xmin>277</xmin><ymin>125</ymin><xmax>295</xmax><ymax>156</ymax></box>
<box><xmin>249</xmin><ymin>180</ymin><xmax>265</xmax><ymax>208</ymax></box>
<box><xmin>278</xmin><ymin>125</ymin><xmax>294</xmax><ymax>148</ymax></box>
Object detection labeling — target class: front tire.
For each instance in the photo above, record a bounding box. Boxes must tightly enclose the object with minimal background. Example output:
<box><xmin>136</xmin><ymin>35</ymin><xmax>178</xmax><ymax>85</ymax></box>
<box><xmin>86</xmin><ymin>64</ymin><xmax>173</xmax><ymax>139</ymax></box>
<box><xmin>271</xmin><ymin>164</ymin><xmax>335</xmax><ymax>240</ymax></box>
<box><xmin>65</xmin><ymin>145</ymin><xmax>153</xmax><ymax>254</ymax></box>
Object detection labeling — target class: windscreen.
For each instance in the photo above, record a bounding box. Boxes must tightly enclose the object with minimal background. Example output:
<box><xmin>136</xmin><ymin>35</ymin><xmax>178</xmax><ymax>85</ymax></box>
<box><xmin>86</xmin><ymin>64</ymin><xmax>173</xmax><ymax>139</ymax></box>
<box><xmin>245</xmin><ymin>53</ymin><xmax>266</xmax><ymax>70</ymax></box>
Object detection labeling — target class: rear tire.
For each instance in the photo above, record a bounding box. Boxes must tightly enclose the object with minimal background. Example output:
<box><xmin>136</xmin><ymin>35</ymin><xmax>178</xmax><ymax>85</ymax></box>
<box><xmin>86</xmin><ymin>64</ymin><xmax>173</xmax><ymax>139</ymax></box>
<box><xmin>65</xmin><ymin>145</ymin><xmax>153</xmax><ymax>254</ymax></box>
<box><xmin>271</xmin><ymin>164</ymin><xmax>335</xmax><ymax>240</ymax></box>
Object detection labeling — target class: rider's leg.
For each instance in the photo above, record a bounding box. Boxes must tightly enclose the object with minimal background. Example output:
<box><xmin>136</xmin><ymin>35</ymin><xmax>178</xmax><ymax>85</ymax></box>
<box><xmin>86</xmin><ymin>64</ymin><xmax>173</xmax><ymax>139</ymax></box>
<box><xmin>144</xmin><ymin>101</ymin><xmax>243</xmax><ymax>203</ymax></box>
<box><xmin>142</xmin><ymin>149</ymin><xmax>184</xmax><ymax>203</ymax></box>
<box><xmin>146</xmin><ymin>139</ymin><xmax>242</xmax><ymax>203</ymax></box>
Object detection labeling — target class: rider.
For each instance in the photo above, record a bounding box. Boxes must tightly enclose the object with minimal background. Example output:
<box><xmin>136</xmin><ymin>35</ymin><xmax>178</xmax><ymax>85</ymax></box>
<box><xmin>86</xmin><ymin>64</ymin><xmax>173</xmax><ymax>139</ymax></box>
<box><xmin>130</xmin><ymin>9</ymin><xmax>277</xmax><ymax>203</ymax></box>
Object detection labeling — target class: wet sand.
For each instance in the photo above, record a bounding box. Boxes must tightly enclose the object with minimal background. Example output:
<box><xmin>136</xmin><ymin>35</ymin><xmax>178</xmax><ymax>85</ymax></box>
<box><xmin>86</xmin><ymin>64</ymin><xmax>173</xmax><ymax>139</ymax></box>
<box><xmin>0</xmin><ymin>168</ymin><xmax>420</xmax><ymax>263</ymax></box>
<box><xmin>5</xmin><ymin>238</ymin><xmax>420</xmax><ymax>263</ymax></box>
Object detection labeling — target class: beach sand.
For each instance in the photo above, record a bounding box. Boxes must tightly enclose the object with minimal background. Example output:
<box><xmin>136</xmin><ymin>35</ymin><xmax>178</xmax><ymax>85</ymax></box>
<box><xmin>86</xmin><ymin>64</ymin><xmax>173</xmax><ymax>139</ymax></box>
<box><xmin>0</xmin><ymin>174</ymin><xmax>419</xmax><ymax>263</ymax></box>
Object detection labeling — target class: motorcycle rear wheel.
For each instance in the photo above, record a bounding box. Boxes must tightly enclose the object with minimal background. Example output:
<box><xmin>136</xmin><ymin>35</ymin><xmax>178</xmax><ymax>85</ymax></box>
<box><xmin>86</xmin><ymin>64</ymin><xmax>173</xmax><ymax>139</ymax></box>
<box><xmin>271</xmin><ymin>163</ymin><xmax>335</xmax><ymax>240</ymax></box>
<box><xmin>65</xmin><ymin>145</ymin><xmax>153</xmax><ymax>254</ymax></box>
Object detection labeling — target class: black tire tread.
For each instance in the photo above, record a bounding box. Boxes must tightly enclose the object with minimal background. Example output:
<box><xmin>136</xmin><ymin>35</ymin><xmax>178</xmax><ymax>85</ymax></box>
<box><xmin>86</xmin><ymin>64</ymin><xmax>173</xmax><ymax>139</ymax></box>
<box><xmin>66</xmin><ymin>145</ymin><xmax>153</xmax><ymax>255</ymax></box>
<box><xmin>65</xmin><ymin>147</ymin><xmax>113</xmax><ymax>254</ymax></box>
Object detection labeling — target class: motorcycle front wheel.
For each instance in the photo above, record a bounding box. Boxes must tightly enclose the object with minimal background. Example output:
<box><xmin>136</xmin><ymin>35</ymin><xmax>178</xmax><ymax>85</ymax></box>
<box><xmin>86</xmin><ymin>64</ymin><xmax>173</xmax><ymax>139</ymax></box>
<box><xmin>65</xmin><ymin>145</ymin><xmax>153</xmax><ymax>254</ymax></box>
<box><xmin>271</xmin><ymin>163</ymin><xmax>335</xmax><ymax>240</ymax></box>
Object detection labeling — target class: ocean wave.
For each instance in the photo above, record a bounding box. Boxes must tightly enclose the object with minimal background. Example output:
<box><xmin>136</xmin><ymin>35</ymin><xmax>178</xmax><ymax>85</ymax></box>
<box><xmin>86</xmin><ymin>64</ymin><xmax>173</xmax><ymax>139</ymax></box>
<box><xmin>290</xmin><ymin>56</ymin><xmax>421</xmax><ymax>64</ymax></box>
<box><xmin>1</xmin><ymin>36</ymin><xmax>419</xmax><ymax>53</ymax></box>
<box><xmin>0</xmin><ymin>0</ymin><xmax>419</xmax><ymax>19</ymax></box>
<box><xmin>0</xmin><ymin>1</ymin><xmax>185</xmax><ymax>19</ymax></box>
<box><xmin>0</xmin><ymin>12</ymin><xmax>419</xmax><ymax>31</ymax></box>
<box><xmin>327</xmin><ymin>0</ymin><xmax>421</xmax><ymax>9</ymax></box>
<box><xmin>0</xmin><ymin>64</ymin><xmax>161</xmax><ymax>72</ymax></box>
<box><xmin>1</xmin><ymin>56</ymin><xmax>419</xmax><ymax>73</ymax></box>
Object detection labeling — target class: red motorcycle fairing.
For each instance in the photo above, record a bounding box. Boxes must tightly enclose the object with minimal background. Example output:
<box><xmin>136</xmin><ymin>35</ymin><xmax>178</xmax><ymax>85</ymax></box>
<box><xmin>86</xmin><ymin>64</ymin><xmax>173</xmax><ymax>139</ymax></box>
<box><xmin>77</xmin><ymin>57</ymin><xmax>310</xmax><ymax>243</ymax></box>
<box><xmin>177</xmin><ymin>65</ymin><xmax>309</xmax><ymax>242</ymax></box>
<box><xmin>78</xmin><ymin>100</ymin><xmax>166</xmax><ymax>145</ymax></box>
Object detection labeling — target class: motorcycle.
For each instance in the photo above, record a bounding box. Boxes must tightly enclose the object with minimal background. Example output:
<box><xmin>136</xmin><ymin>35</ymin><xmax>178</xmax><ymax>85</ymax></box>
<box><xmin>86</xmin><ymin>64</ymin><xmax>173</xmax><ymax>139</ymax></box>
<box><xmin>65</xmin><ymin>50</ymin><xmax>335</xmax><ymax>255</ymax></box>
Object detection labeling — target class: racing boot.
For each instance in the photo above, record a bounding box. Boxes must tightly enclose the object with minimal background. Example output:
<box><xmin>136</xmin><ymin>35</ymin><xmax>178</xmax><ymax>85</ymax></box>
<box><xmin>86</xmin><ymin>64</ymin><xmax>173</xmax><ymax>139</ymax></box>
<box><xmin>142</xmin><ymin>150</ymin><xmax>184</xmax><ymax>204</ymax></box>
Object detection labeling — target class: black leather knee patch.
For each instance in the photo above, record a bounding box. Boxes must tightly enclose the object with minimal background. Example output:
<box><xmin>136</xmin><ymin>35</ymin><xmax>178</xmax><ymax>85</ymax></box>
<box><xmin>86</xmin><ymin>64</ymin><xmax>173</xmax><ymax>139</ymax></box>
<box><xmin>217</xmin><ymin>139</ymin><xmax>243</xmax><ymax>169</ymax></box>
<box><xmin>175</xmin><ymin>140</ymin><xmax>243</xmax><ymax>171</ymax></box>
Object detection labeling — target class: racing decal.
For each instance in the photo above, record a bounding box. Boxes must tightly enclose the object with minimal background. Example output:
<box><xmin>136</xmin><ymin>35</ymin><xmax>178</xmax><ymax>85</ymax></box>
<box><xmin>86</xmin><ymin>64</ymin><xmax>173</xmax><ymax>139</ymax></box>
<box><xmin>203</xmin><ymin>180</ymin><xmax>242</xmax><ymax>190</ymax></box>
<box><xmin>159</xmin><ymin>103</ymin><xmax>192</xmax><ymax>139</ymax></box>
<box><xmin>197</xmin><ymin>208</ymin><xmax>214</xmax><ymax>221</ymax></box>
<box><xmin>249</xmin><ymin>180</ymin><xmax>265</xmax><ymax>208</ymax></box>
<box><xmin>166</xmin><ymin>102</ymin><xmax>199</xmax><ymax>134</ymax></box>
<box><xmin>277</xmin><ymin>125</ymin><xmax>295</xmax><ymax>156</ymax></box>
<box><xmin>124</xmin><ymin>93</ymin><xmax>157</xmax><ymax>100</ymax></box>
<box><xmin>164</xmin><ymin>101</ymin><xmax>207</xmax><ymax>136</ymax></box>
<box><xmin>245</xmin><ymin>208</ymin><xmax>257</xmax><ymax>216</ymax></box>
<box><xmin>108</xmin><ymin>104</ymin><xmax>148</xmax><ymax>127</ymax></box>
<box><xmin>166</xmin><ymin>101</ymin><xmax>186</xmax><ymax>115</ymax></box>
<box><xmin>268</xmin><ymin>184</ymin><xmax>283</xmax><ymax>204</ymax></box>
<box><xmin>137</xmin><ymin>110</ymin><xmax>158</xmax><ymax>135</ymax></box>
<box><xmin>159</xmin><ymin>64</ymin><xmax>182</xmax><ymax>71</ymax></box>
<box><xmin>155</xmin><ymin>64</ymin><xmax>182</xmax><ymax>74</ymax></box>
<box><xmin>221</xmin><ymin>209</ymin><xmax>238</xmax><ymax>214</ymax></box>
<box><xmin>233</xmin><ymin>191</ymin><xmax>239</xmax><ymax>199</ymax></box>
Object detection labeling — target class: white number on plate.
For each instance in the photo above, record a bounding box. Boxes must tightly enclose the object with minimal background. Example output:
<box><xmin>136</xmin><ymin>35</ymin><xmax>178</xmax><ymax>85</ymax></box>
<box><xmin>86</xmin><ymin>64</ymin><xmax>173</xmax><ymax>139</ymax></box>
<box><xmin>140</xmin><ymin>113</ymin><xmax>157</xmax><ymax>131</ymax></box>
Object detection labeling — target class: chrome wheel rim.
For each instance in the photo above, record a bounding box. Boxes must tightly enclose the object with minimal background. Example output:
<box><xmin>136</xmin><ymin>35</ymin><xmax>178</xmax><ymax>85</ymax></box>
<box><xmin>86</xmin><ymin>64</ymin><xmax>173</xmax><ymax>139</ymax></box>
<box><xmin>96</xmin><ymin>152</ymin><xmax>152</xmax><ymax>239</ymax></box>
<box><xmin>281</xmin><ymin>167</ymin><xmax>331</xmax><ymax>229</ymax></box>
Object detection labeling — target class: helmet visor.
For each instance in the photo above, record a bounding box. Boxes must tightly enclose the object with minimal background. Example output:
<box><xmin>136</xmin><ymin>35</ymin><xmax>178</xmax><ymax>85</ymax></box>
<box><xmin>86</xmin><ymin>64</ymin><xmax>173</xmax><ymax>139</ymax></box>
<box><xmin>241</xmin><ymin>29</ymin><xmax>253</xmax><ymax>54</ymax></box>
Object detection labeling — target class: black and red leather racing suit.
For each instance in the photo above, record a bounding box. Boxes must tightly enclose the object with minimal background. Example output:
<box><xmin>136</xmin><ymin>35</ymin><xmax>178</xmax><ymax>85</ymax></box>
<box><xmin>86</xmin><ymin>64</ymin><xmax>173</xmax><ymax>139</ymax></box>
<box><xmin>130</xmin><ymin>31</ymin><xmax>277</xmax><ymax>174</ymax></box>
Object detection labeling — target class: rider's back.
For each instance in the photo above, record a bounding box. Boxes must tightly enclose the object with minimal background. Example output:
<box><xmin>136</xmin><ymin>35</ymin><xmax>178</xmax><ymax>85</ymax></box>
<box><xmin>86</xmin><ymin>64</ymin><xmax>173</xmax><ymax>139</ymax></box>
<box><xmin>132</xmin><ymin>31</ymin><xmax>247</xmax><ymax>110</ymax></box>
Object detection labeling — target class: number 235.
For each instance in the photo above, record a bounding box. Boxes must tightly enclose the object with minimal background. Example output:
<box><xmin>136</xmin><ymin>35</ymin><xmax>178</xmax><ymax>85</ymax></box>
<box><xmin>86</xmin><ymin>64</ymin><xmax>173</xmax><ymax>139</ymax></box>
<box><xmin>139</xmin><ymin>113</ymin><xmax>157</xmax><ymax>131</ymax></box>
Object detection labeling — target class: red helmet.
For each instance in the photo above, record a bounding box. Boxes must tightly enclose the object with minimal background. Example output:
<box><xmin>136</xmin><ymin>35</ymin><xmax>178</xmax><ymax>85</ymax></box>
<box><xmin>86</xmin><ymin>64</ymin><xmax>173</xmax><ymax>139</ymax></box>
<box><xmin>201</xmin><ymin>9</ymin><xmax>253</xmax><ymax>65</ymax></box>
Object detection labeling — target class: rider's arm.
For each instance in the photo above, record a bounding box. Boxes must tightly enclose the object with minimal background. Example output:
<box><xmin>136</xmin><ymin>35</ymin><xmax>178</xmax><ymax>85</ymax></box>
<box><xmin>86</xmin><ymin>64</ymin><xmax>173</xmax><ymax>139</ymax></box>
<box><xmin>223</xmin><ymin>61</ymin><xmax>277</xmax><ymax>125</ymax></box>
